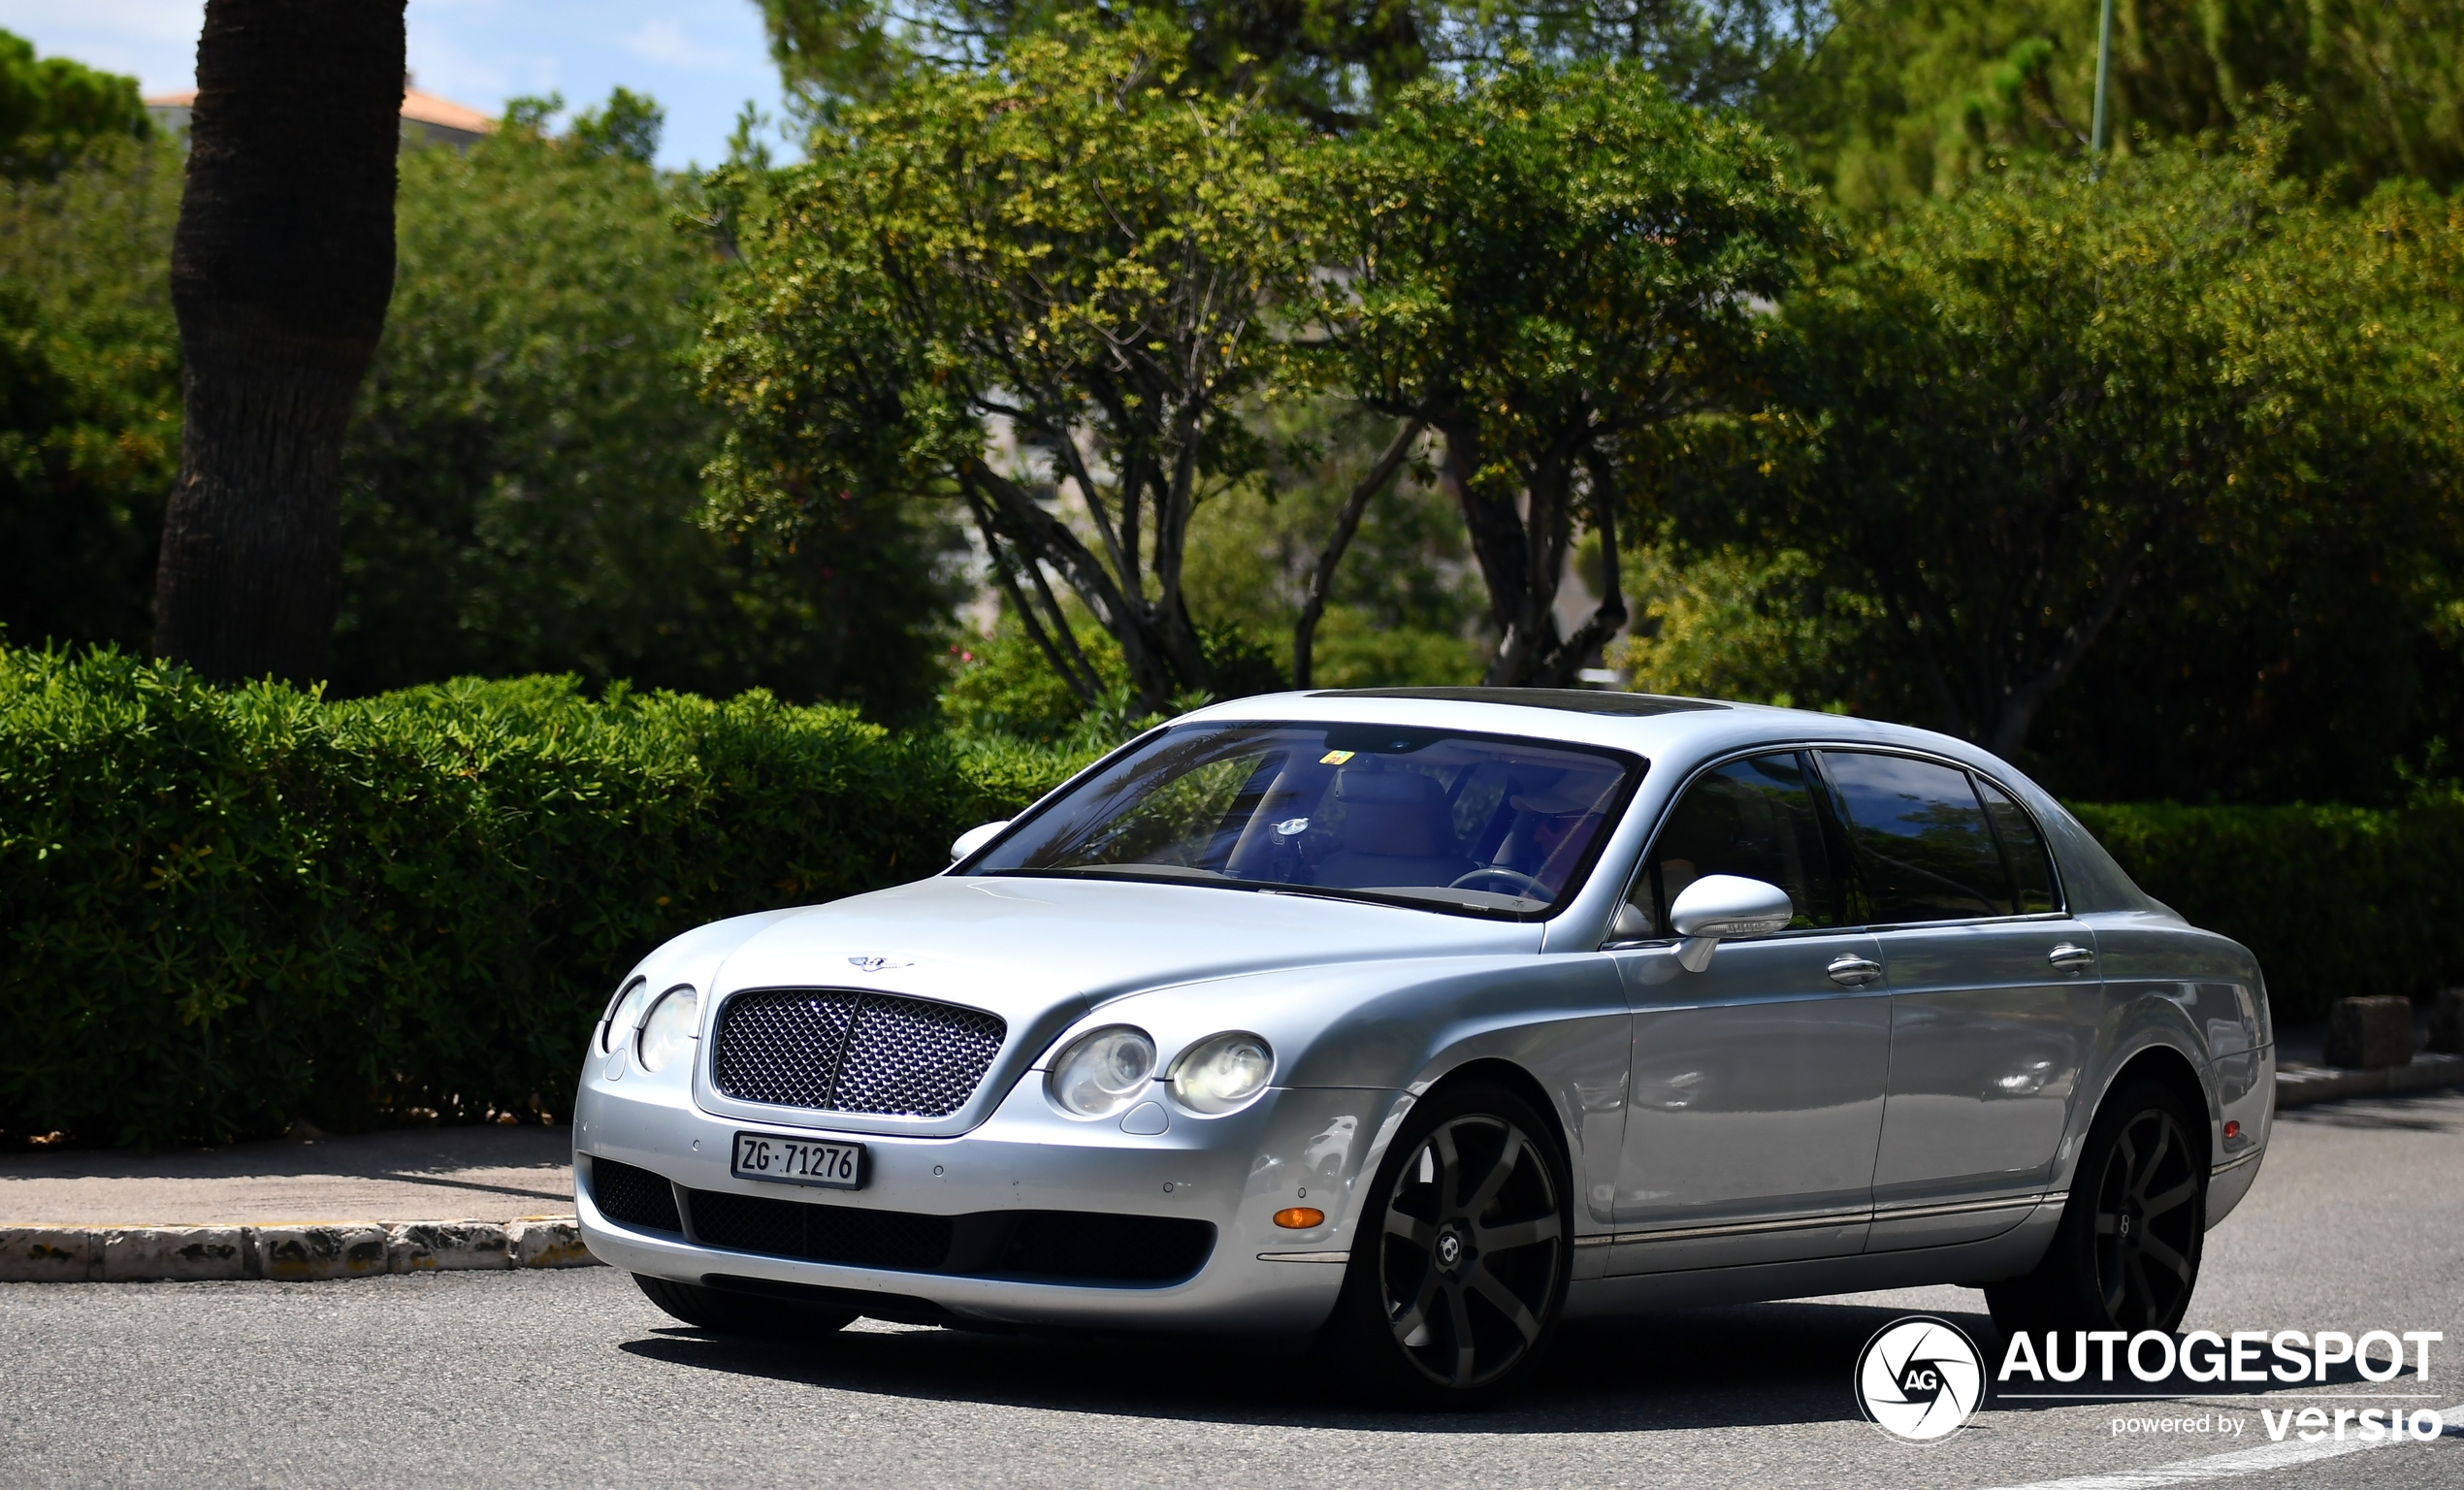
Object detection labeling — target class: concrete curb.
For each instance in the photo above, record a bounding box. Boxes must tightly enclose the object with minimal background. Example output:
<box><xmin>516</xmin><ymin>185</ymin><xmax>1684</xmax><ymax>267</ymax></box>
<box><xmin>0</xmin><ymin>1216</ymin><xmax>597</xmax><ymax>1283</ymax></box>
<box><xmin>2276</xmin><ymin>1053</ymin><xmax>2464</xmax><ymax>1109</ymax></box>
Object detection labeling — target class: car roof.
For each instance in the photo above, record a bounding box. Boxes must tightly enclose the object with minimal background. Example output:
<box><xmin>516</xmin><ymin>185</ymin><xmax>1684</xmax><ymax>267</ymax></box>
<box><xmin>1178</xmin><ymin>687</ymin><xmax>1991</xmax><ymax>771</ymax></box>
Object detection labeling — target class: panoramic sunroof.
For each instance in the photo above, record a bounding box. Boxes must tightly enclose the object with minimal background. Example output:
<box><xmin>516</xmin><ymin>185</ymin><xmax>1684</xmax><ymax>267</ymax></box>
<box><xmin>1308</xmin><ymin>687</ymin><xmax>1730</xmax><ymax>717</ymax></box>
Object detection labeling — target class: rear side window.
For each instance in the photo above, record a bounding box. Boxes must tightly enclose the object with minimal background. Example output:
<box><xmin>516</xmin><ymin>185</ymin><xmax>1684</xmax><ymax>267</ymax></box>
<box><xmin>1625</xmin><ymin>751</ymin><xmax>1850</xmax><ymax>934</ymax></box>
<box><xmin>1819</xmin><ymin>752</ymin><xmax>2012</xmax><ymax>923</ymax></box>
<box><xmin>1976</xmin><ymin>778</ymin><xmax>2059</xmax><ymax>913</ymax></box>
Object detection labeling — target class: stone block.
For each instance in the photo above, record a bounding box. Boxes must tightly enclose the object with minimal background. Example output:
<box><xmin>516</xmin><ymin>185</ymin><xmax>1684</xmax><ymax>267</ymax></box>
<box><xmin>387</xmin><ymin>1220</ymin><xmax>510</xmax><ymax>1273</ymax></box>
<box><xmin>509</xmin><ymin>1216</ymin><xmax>596</xmax><ymax>1269</ymax></box>
<box><xmin>2430</xmin><ymin>988</ymin><xmax>2464</xmax><ymax>1055</ymax></box>
<box><xmin>100</xmin><ymin>1226</ymin><xmax>250</xmax><ymax>1281</ymax></box>
<box><xmin>2324</xmin><ymin>995</ymin><xmax>2415</xmax><ymax>1069</ymax></box>
<box><xmin>0</xmin><ymin>1227</ymin><xmax>97</xmax><ymax>1281</ymax></box>
<box><xmin>255</xmin><ymin>1224</ymin><xmax>390</xmax><ymax>1280</ymax></box>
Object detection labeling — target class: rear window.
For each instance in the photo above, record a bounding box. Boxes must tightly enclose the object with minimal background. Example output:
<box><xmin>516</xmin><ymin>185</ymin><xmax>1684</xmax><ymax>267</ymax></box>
<box><xmin>1819</xmin><ymin>751</ymin><xmax>2013</xmax><ymax>923</ymax></box>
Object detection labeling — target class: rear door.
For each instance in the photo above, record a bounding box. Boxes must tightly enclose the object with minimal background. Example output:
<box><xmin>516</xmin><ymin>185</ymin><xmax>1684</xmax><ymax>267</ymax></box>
<box><xmin>1605</xmin><ymin>750</ymin><xmax>1892</xmax><ymax>1274</ymax></box>
<box><xmin>1816</xmin><ymin>752</ymin><xmax>2098</xmax><ymax>1250</ymax></box>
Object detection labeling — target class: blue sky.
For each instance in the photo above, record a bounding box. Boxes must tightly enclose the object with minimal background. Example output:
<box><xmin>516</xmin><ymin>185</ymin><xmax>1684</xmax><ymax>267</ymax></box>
<box><xmin>0</xmin><ymin>0</ymin><xmax>797</xmax><ymax>172</ymax></box>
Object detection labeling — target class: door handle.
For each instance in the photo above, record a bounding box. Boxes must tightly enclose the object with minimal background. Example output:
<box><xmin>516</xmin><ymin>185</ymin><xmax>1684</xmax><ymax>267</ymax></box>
<box><xmin>2048</xmin><ymin>943</ymin><xmax>2096</xmax><ymax>971</ymax></box>
<box><xmin>1828</xmin><ymin>955</ymin><xmax>1882</xmax><ymax>987</ymax></box>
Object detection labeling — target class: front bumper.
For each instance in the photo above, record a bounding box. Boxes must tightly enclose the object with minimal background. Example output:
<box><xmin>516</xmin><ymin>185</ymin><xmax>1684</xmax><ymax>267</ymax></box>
<box><xmin>573</xmin><ymin>1065</ymin><xmax>1398</xmax><ymax>1335</ymax></box>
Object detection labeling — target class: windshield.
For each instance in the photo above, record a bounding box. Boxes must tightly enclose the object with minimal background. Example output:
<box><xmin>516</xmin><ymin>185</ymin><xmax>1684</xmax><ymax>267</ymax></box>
<box><xmin>966</xmin><ymin>723</ymin><xmax>1642</xmax><ymax>918</ymax></box>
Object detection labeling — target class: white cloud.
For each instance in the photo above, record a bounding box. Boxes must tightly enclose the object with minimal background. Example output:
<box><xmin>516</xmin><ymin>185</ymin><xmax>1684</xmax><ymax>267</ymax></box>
<box><xmin>620</xmin><ymin>19</ymin><xmax>740</xmax><ymax>72</ymax></box>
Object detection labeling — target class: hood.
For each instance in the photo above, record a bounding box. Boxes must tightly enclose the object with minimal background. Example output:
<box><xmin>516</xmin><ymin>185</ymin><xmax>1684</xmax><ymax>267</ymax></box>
<box><xmin>712</xmin><ymin>873</ymin><xmax>1542</xmax><ymax>1013</ymax></box>
<box><xmin>685</xmin><ymin>874</ymin><xmax>1542</xmax><ymax>1137</ymax></box>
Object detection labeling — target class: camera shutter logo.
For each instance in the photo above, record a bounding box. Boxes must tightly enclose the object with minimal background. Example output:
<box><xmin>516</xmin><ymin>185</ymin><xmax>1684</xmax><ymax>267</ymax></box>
<box><xmin>1856</xmin><ymin>1316</ymin><xmax>1986</xmax><ymax>1442</ymax></box>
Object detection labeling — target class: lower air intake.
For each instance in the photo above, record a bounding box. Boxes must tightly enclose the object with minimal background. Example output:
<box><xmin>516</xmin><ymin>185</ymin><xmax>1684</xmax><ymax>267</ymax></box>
<box><xmin>681</xmin><ymin>1187</ymin><xmax>1215</xmax><ymax>1287</ymax></box>
<box><xmin>591</xmin><ymin>1157</ymin><xmax>682</xmax><ymax>1233</ymax></box>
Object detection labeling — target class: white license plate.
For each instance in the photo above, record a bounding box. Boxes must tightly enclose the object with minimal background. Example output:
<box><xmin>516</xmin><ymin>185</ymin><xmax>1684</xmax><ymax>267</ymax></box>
<box><xmin>730</xmin><ymin>1131</ymin><xmax>864</xmax><ymax>1190</ymax></box>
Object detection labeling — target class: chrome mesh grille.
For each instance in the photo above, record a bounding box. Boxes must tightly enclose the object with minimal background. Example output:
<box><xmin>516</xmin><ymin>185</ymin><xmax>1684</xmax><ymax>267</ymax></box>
<box><xmin>711</xmin><ymin>989</ymin><xmax>1006</xmax><ymax>1118</ymax></box>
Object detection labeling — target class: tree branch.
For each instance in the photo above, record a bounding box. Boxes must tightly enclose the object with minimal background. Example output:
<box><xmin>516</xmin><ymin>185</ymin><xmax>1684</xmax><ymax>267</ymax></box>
<box><xmin>1293</xmin><ymin>415</ymin><xmax>1425</xmax><ymax>688</ymax></box>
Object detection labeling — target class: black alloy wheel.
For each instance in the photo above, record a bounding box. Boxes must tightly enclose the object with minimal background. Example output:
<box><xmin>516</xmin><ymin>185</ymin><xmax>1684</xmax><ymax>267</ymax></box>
<box><xmin>1986</xmin><ymin>1079</ymin><xmax>2207</xmax><ymax>1339</ymax></box>
<box><xmin>1322</xmin><ymin>1083</ymin><xmax>1570</xmax><ymax>1406</ymax></box>
<box><xmin>2090</xmin><ymin>1105</ymin><xmax>2203</xmax><ymax>1331</ymax></box>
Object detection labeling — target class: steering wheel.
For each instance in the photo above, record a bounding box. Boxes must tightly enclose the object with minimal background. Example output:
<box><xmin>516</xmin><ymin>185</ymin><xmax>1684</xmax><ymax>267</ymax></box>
<box><xmin>1449</xmin><ymin>866</ymin><xmax>1549</xmax><ymax>898</ymax></box>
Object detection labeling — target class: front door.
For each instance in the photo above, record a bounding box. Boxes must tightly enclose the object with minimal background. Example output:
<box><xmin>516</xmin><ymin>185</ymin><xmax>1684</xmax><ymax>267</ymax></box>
<box><xmin>1818</xmin><ymin>752</ymin><xmax>2097</xmax><ymax>1250</ymax></box>
<box><xmin>1606</xmin><ymin>751</ymin><xmax>1892</xmax><ymax>1275</ymax></box>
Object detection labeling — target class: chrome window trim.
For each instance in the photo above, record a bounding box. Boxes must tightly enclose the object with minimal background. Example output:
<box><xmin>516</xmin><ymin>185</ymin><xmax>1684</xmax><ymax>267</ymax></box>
<box><xmin>1605</xmin><ymin>739</ymin><xmax>2077</xmax><ymax>949</ymax></box>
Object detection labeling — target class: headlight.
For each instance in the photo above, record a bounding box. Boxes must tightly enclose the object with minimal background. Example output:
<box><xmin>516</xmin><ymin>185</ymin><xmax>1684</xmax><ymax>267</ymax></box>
<box><xmin>1048</xmin><ymin>1025</ymin><xmax>1156</xmax><ymax>1118</ymax></box>
<box><xmin>1169</xmin><ymin>1031</ymin><xmax>1273</xmax><ymax>1115</ymax></box>
<box><xmin>600</xmin><ymin>977</ymin><xmax>649</xmax><ymax>1053</ymax></box>
<box><xmin>636</xmin><ymin>986</ymin><xmax>699</xmax><ymax>1073</ymax></box>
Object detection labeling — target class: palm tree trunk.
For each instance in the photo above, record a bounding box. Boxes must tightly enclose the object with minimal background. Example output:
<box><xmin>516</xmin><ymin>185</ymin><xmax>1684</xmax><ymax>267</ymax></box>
<box><xmin>152</xmin><ymin>0</ymin><xmax>405</xmax><ymax>684</ymax></box>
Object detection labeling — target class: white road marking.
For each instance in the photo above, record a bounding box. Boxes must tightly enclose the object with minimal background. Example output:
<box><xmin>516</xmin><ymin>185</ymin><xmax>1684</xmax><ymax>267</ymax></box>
<box><xmin>1977</xmin><ymin>1402</ymin><xmax>2461</xmax><ymax>1490</ymax></box>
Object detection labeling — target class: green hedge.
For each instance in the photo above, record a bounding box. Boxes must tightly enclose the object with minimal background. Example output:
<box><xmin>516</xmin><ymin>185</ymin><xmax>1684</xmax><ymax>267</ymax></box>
<box><xmin>2072</xmin><ymin>799</ymin><xmax>2464</xmax><ymax>1023</ymax></box>
<box><xmin>0</xmin><ymin>647</ymin><xmax>1087</xmax><ymax>1147</ymax></box>
<box><xmin>7</xmin><ymin>644</ymin><xmax>2455</xmax><ymax>1147</ymax></box>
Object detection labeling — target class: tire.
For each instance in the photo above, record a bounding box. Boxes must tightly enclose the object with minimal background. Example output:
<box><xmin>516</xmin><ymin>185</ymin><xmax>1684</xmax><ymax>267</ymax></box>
<box><xmin>1987</xmin><ymin>1078</ymin><xmax>2208</xmax><ymax>1339</ymax></box>
<box><xmin>1316</xmin><ymin>1081</ymin><xmax>1572</xmax><ymax>1409</ymax></box>
<box><xmin>633</xmin><ymin>1274</ymin><xmax>858</xmax><ymax>1339</ymax></box>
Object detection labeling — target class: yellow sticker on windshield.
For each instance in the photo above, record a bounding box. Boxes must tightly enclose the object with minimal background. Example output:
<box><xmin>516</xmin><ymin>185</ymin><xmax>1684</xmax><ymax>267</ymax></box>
<box><xmin>1320</xmin><ymin>750</ymin><xmax>1354</xmax><ymax>764</ymax></box>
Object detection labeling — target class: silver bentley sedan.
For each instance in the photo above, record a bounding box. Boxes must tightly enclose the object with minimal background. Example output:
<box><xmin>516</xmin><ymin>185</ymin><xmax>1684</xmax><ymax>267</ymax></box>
<box><xmin>573</xmin><ymin>688</ymin><xmax>2273</xmax><ymax>1406</ymax></box>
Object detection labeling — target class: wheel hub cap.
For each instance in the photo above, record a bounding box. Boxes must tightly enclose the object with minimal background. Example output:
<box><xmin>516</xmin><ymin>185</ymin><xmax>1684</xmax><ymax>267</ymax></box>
<box><xmin>1435</xmin><ymin>1228</ymin><xmax>1465</xmax><ymax>1272</ymax></box>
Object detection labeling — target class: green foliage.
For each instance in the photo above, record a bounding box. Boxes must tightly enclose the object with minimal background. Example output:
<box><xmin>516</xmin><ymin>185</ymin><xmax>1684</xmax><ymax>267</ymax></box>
<box><xmin>1662</xmin><ymin>129</ymin><xmax>2464</xmax><ymax>766</ymax></box>
<box><xmin>0</xmin><ymin>29</ymin><xmax>148</xmax><ymax>178</ymax></box>
<box><xmin>700</xmin><ymin>16</ymin><xmax>1313</xmax><ymax>709</ymax></box>
<box><xmin>1301</xmin><ymin>58</ymin><xmax>1820</xmax><ymax>683</ymax></box>
<box><xmin>2076</xmin><ymin>797</ymin><xmax>2464</xmax><ymax>1021</ymax></box>
<box><xmin>1606</xmin><ymin>534</ymin><xmax>1879</xmax><ymax>709</ymax></box>
<box><xmin>338</xmin><ymin>94</ymin><xmax>963</xmax><ymax>721</ymax></box>
<box><xmin>0</xmin><ymin>133</ymin><xmax>182</xmax><ymax>653</ymax></box>
<box><xmin>1181</xmin><ymin>402</ymin><xmax>1489</xmax><ymax>687</ymax></box>
<box><xmin>0</xmin><ymin>643</ymin><xmax>1086</xmax><ymax>1148</ymax></box>
<box><xmin>567</xmin><ymin>86</ymin><xmax>665</xmax><ymax>165</ymax></box>
<box><xmin>755</xmin><ymin>0</ymin><xmax>1821</xmax><ymax>126</ymax></box>
<box><xmin>1775</xmin><ymin>0</ymin><xmax>2464</xmax><ymax>207</ymax></box>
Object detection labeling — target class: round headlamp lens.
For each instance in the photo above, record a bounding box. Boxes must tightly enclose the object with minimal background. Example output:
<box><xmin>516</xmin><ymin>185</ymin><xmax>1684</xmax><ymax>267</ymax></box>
<box><xmin>636</xmin><ymin>986</ymin><xmax>699</xmax><ymax>1073</ymax></box>
<box><xmin>600</xmin><ymin>978</ymin><xmax>649</xmax><ymax>1053</ymax></box>
<box><xmin>1049</xmin><ymin>1025</ymin><xmax>1156</xmax><ymax>1118</ymax></box>
<box><xmin>1169</xmin><ymin>1031</ymin><xmax>1274</xmax><ymax>1115</ymax></box>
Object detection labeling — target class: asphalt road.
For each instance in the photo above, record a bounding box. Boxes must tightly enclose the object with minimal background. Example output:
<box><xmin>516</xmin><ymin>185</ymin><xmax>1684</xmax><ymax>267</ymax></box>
<box><xmin>5</xmin><ymin>1092</ymin><xmax>2459</xmax><ymax>1490</ymax></box>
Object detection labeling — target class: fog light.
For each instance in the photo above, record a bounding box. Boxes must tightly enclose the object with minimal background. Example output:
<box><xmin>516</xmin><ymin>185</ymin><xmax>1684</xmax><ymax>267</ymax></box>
<box><xmin>1274</xmin><ymin>1207</ymin><xmax>1325</xmax><ymax>1229</ymax></box>
<box><xmin>2223</xmin><ymin>1119</ymin><xmax>2241</xmax><ymax>1140</ymax></box>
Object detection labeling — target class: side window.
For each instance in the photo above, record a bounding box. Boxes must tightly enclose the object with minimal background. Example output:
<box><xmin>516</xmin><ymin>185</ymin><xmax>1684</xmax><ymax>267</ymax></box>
<box><xmin>1617</xmin><ymin>752</ymin><xmax>1845</xmax><ymax>937</ymax></box>
<box><xmin>1976</xmin><ymin>778</ymin><xmax>2059</xmax><ymax>913</ymax></box>
<box><xmin>1819</xmin><ymin>752</ymin><xmax>2013</xmax><ymax>923</ymax></box>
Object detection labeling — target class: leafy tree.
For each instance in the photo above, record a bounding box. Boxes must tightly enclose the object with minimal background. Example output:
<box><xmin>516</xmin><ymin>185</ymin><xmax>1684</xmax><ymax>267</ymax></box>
<box><xmin>1179</xmin><ymin>402</ymin><xmax>1488</xmax><ymax>687</ymax></box>
<box><xmin>1665</xmin><ymin>129</ymin><xmax>2464</xmax><ymax>762</ymax></box>
<box><xmin>2026</xmin><ymin>177</ymin><xmax>2464</xmax><ymax>801</ymax></box>
<box><xmin>153</xmin><ymin>0</ymin><xmax>405</xmax><ymax>685</ymax></box>
<box><xmin>755</xmin><ymin>0</ymin><xmax>1821</xmax><ymax>126</ymax></box>
<box><xmin>699</xmin><ymin>16</ymin><xmax>1312</xmax><ymax>713</ymax></box>
<box><xmin>0</xmin><ymin>135</ymin><xmax>183</xmax><ymax>652</ymax></box>
<box><xmin>0</xmin><ymin>29</ymin><xmax>150</xmax><ymax>178</ymax></box>
<box><xmin>337</xmin><ymin>94</ymin><xmax>961</xmax><ymax>721</ymax></box>
<box><xmin>1777</xmin><ymin>0</ymin><xmax>2464</xmax><ymax>209</ymax></box>
<box><xmin>1302</xmin><ymin>59</ymin><xmax>1817</xmax><ymax>685</ymax></box>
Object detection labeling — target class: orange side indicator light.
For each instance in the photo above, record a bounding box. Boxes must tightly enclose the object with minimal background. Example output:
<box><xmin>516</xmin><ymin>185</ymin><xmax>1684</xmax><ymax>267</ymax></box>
<box><xmin>1273</xmin><ymin>1207</ymin><xmax>1325</xmax><ymax>1230</ymax></box>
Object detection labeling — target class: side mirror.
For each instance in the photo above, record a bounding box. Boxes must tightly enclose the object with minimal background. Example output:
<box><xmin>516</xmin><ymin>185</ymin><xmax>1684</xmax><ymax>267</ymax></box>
<box><xmin>1669</xmin><ymin>875</ymin><xmax>1793</xmax><ymax>972</ymax></box>
<box><xmin>950</xmin><ymin>820</ymin><xmax>1012</xmax><ymax>863</ymax></box>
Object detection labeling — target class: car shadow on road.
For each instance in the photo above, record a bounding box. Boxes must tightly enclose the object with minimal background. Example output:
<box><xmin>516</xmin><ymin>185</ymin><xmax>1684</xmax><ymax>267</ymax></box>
<box><xmin>618</xmin><ymin>1296</ymin><xmax>1987</xmax><ymax>1432</ymax></box>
